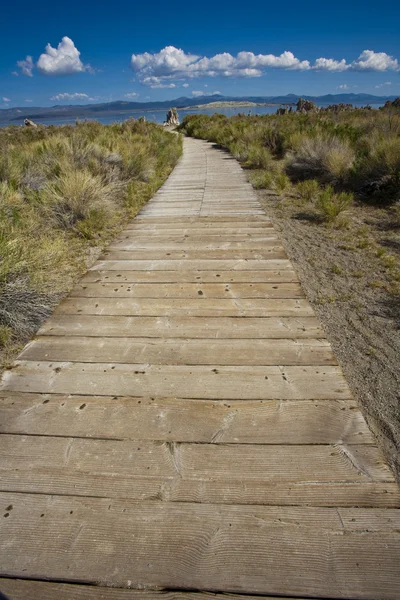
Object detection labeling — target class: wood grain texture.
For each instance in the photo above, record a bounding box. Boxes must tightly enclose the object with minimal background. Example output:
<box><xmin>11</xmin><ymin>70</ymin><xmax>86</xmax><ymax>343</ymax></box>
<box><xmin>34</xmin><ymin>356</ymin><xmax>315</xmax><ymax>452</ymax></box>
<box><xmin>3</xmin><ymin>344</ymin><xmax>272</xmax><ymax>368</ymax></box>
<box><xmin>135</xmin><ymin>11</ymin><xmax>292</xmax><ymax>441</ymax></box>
<box><xmin>1</xmin><ymin>493</ymin><xmax>400</xmax><ymax>599</ymax></box>
<box><xmin>53</xmin><ymin>297</ymin><xmax>314</xmax><ymax>317</ymax></box>
<box><xmin>0</xmin><ymin>394</ymin><xmax>374</xmax><ymax>444</ymax></box>
<box><xmin>91</xmin><ymin>259</ymin><xmax>293</xmax><ymax>271</ymax></box>
<box><xmin>18</xmin><ymin>337</ymin><xmax>335</xmax><ymax>366</ymax></box>
<box><xmin>81</xmin><ymin>269</ymin><xmax>300</xmax><ymax>283</ymax></box>
<box><xmin>69</xmin><ymin>282</ymin><xmax>304</xmax><ymax>299</ymax></box>
<box><xmin>2</xmin><ymin>362</ymin><xmax>352</xmax><ymax>399</ymax></box>
<box><xmin>100</xmin><ymin>249</ymin><xmax>287</xmax><ymax>260</ymax></box>
<box><xmin>0</xmin><ymin>579</ymin><xmax>296</xmax><ymax>600</ymax></box>
<box><xmin>38</xmin><ymin>315</ymin><xmax>325</xmax><ymax>338</ymax></box>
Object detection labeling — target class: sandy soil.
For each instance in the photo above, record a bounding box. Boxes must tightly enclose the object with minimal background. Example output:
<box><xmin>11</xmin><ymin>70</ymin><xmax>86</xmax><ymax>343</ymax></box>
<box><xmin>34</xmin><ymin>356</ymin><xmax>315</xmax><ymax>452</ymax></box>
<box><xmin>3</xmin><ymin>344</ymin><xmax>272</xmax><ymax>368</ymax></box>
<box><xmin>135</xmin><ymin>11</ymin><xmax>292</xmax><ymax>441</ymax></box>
<box><xmin>257</xmin><ymin>188</ymin><xmax>400</xmax><ymax>480</ymax></box>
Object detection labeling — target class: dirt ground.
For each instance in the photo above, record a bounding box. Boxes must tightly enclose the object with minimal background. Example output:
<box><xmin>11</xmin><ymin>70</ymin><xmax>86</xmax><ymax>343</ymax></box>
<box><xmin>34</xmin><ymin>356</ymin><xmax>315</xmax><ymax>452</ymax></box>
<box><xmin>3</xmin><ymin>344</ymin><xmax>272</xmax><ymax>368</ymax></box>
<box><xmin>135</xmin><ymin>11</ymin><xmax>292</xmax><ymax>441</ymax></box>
<box><xmin>257</xmin><ymin>187</ymin><xmax>400</xmax><ymax>480</ymax></box>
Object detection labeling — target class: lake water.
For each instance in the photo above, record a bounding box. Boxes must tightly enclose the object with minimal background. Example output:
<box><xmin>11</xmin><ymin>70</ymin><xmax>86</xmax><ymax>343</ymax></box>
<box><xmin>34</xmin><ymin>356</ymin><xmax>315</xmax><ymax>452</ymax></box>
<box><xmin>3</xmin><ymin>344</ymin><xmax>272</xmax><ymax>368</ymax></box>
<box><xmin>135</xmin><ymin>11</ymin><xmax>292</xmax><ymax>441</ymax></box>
<box><xmin>0</xmin><ymin>102</ymin><xmax>385</xmax><ymax>128</ymax></box>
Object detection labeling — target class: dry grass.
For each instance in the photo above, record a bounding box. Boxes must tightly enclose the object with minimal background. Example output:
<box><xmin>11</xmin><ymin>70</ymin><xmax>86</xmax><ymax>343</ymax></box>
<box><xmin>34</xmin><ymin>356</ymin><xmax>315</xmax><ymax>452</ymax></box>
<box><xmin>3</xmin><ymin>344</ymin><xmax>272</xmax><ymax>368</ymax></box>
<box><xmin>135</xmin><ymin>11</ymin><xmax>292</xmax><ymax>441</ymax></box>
<box><xmin>0</xmin><ymin>120</ymin><xmax>182</xmax><ymax>364</ymax></box>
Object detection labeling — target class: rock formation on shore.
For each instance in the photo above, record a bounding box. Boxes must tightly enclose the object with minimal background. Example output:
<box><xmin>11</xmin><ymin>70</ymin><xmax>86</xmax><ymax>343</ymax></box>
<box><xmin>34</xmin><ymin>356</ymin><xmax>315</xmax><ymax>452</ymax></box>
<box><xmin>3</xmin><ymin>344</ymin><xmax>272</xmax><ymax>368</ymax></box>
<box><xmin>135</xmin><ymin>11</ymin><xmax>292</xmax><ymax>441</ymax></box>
<box><xmin>296</xmin><ymin>98</ymin><xmax>318</xmax><ymax>113</ymax></box>
<box><xmin>24</xmin><ymin>119</ymin><xmax>38</xmax><ymax>128</ymax></box>
<box><xmin>164</xmin><ymin>108</ymin><xmax>179</xmax><ymax>126</ymax></box>
<box><xmin>383</xmin><ymin>97</ymin><xmax>400</xmax><ymax>109</ymax></box>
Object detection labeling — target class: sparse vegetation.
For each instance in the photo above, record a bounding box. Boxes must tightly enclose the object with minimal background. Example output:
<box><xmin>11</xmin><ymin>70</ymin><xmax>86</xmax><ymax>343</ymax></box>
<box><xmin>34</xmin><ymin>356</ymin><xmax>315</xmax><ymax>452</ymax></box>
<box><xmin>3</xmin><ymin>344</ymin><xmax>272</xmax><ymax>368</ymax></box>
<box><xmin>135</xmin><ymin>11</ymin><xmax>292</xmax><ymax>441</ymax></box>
<box><xmin>316</xmin><ymin>185</ymin><xmax>353</xmax><ymax>222</ymax></box>
<box><xmin>295</xmin><ymin>179</ymin><xmax>320</xmax><ymax>202</ymax></box>
<box><xmin>0</xmin><ymin>120</ymin><xmax>182</xmax><ymax>362</ymax></box>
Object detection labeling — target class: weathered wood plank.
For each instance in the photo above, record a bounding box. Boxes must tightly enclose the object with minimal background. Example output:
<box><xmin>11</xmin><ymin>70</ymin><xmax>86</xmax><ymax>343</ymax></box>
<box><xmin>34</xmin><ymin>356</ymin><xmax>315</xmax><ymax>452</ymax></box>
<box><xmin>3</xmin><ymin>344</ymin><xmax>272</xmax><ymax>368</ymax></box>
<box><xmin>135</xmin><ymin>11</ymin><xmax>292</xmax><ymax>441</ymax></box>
<box><xmin>126</xmin><ymin>223</ymin><xmax>273</xmax><ymax>231</ymax></box>
<box><xmin>1</xmin><ymin>434</ymin><xmax>390</xmax><ymax>482</ymax></box>
<box><xmin>69</xmin><ymin>282</ymin><xmax>304</xmax><ymax>299</ymax></box>
<box><xmin>2</xmin><ymin>362</ymin><xmax>352</xmax><ymax>399</ymax></box>
<box><xmin>19</xmin><ymin>337</ymin><xmax>335</xmax><ymax>366</ymax></box>
<box><xmin>101</xmin><ymin>249</ymin><xmax>287</xmax><ymax>261</ymax></box>
<box><xmin>81</xmin><ymin>269</ymin><xmax>300</xmax><ymax>283</ymax></box>
<box><xmin>124</xmin><ymin>224</ymin><xmax>274</xmax><ymax>232</ymax></box>
<box><xmin>0</xmin><ymin>433</ymin><xmax>391</xmax><ymax>482</ymax></box>
<box><xmin>54</xmin><ymin>297</ymin><xmax>314</xmax><ymax>317</ymax></box>
<box><xmin>133</xmin><ymin>215</ymin><xmax>271</xmax><ymax>223</ymax></box>
<box><xmin>0</xmin><ymin>467</ymin><xmax>397</xmax><ymax>507</ymax></box>
<box><xmin>38</xmin><ymin>315</ymin><xmax>324</xmax><ymax>339</ymax></box>
<box><xmin>0</xmin><ymin>579</ymin><xmax>293</xmax><ymax>600</ymax></box>
<box><xmin>0</xmin><ymin>394</ymin><xmax>374</xmax><ymax>444</ymax></box>
<box><xmin>1</xmin><ymin>493</ymin><xmax>400</xmax><ymax>598</ymax></box>
<box><xmin>91</xmin><ymin>259</ymin><xmax>293</xmax><ymax>271</ymax></box>
<box><xmin>110</xmin><ymin>235</ymin><xmax>280</xmax><ymax>246</ymax></box>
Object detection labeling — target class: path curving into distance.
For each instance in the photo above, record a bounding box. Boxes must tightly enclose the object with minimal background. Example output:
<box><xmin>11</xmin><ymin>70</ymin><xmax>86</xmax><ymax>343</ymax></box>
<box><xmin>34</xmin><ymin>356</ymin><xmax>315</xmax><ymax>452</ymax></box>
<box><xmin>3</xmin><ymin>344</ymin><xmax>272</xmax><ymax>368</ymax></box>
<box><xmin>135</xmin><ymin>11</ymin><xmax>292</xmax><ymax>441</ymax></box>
<box><xmin>0</xmin><ymin>137</ymin><xmax>399</xmax><ymax>600</ymax></box>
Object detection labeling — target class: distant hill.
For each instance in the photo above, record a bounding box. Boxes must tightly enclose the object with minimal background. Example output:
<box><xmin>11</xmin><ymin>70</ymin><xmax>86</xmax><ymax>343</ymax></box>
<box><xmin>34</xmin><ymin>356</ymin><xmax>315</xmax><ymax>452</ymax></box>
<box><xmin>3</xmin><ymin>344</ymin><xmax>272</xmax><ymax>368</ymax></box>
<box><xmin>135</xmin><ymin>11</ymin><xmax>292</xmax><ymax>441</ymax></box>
<box><xmin>0</xmin><ymin>93</ymin><xmax>396</xmax><ymax>124</ymax></box>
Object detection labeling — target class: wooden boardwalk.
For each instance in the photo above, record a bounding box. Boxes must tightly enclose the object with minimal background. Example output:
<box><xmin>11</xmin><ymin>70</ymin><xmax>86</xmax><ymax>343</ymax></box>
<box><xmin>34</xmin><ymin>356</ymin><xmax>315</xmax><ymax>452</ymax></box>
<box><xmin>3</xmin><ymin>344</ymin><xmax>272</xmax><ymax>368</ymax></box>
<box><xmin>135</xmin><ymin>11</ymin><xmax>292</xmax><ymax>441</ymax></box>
<box><xmin>0</xmin><ymin>137</ymin><xmax>399</xmax><ymax>600</ymax></box>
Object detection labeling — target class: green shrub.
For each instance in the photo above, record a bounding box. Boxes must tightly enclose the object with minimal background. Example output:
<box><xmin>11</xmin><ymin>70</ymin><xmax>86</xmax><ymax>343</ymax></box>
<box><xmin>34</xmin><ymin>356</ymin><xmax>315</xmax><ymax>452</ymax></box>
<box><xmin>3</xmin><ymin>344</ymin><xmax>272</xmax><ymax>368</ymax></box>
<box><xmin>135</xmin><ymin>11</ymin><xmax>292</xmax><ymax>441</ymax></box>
<box><xmin>275</xmin><ymin>172</ymin><xmax>291</xmax><ymax>193</ymax></box>
<box><xmin>249</xmin><ymin>171</ymin><xmax>275</xmax><ymax>189</ymax></box>
<box><xmin>295</xmin><ymin>179</ymin><xmax>320</xmax><ymax>202</ymax></box>
<box><xmin>316</xmin><ymin>185</ymin><xmax>353</xmax><ymax>222</ymax></box>
<box><xmin>246</xmin><ymin>145</ymin><xmax>272</xmax><ymax>169</ymax></box>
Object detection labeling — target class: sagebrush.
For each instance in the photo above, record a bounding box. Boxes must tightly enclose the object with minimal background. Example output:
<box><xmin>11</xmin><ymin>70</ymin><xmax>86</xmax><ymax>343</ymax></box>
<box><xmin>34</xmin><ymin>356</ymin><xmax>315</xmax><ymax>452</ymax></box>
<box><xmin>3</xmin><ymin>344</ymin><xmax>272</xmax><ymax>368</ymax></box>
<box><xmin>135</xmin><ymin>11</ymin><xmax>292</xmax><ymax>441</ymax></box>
<box><xmin>0</xmin><ymin>120</ymin><xmax>182</xmax><ymax>355</ymax></box>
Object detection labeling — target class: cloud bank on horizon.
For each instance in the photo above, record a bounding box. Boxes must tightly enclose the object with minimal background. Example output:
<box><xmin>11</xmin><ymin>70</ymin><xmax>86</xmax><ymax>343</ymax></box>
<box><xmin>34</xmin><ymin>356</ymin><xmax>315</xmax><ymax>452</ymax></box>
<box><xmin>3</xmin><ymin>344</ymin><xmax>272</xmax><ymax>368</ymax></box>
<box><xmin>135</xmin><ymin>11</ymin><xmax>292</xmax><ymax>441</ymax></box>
<box><xmin>130</xmin><ymin>46</ymin><xmax>400</xmax><ymax>87</ymax></box>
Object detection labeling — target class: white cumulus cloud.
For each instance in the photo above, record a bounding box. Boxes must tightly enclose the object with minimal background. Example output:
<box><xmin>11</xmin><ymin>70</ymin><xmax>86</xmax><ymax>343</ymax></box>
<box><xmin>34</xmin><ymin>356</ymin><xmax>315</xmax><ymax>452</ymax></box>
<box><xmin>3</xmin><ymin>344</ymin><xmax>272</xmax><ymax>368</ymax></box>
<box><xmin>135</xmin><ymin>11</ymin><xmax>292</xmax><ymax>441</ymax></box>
<box><xmin>50</xmin><ymin>92</ymin><xmax>95</xmax><ymax>102</ymax></box>
<box><xmin>37</xmin><ymin>37</ymin><xmax>88</xmax><ymax>75</ymax></box>
<box><xmin>375</xmin><ymin>81</ymin><xmax>392</xmax><ymax>89</ymax></box>
<box><xmin>124</xmin><ymin>92</ymin><xmax>139</xmax><ymax>98</ymax></box>
<box><xmin>130</xmin><ymin>45</ymin><xmax>400</xmax><ymax>85</ymax></box>
<box><xmin>131</xmin><ymin>46</ymin><xmax>311</xmax><ymax>85</ymax></box>
<box><xmin>182</xmin><ymin>83</ymin><xmax>189</xmax><ymax>88</ymax></box>
<box><xmin>17</xmin><ymin>37</ymin><xmax>91</xmax><ymax>77</ymax></box>
<box><xmin>314</xmin><ymin>57</ymin><xmax>349</xmax><ymax>72</ymax></box>
<box><xmin>17</xmin><ymin>56</ymin><xmax>34</xmax><ymax>77</ymax></box>
<box><xmin>352</xmin><ymin>50</ymin><xmax>399</xmax><ymax>71</ymax></box>
<box><xmin>192</xmin><ymin>90</ymin><xmax>205</xmax><ymax>97</ymax></box>
<box><xmin>2</xmin><ymin>97</ymin><xmax>11</xmax><ymax>102</ymax></box>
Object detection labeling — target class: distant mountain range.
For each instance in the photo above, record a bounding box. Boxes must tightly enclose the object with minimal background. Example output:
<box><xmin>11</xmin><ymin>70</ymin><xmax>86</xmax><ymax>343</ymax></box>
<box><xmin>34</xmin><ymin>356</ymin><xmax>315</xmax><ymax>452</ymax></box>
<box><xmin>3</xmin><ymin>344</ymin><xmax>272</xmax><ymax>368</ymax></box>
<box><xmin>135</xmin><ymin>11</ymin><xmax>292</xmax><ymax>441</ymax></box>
<box><xmin>0</xmin><ymin>93</ymin><xmax>397</xmax><ymax>123</ymax></box>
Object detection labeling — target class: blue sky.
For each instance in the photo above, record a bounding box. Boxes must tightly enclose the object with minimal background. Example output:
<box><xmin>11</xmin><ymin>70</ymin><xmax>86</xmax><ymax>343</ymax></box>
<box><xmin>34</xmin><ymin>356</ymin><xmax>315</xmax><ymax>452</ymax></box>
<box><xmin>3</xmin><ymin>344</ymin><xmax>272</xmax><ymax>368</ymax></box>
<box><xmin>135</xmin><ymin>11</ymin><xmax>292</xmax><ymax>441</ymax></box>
<box><xmin>1</xmin><ymin>0</ymin><xmax>399</xmax><ymax>107</ymax></box>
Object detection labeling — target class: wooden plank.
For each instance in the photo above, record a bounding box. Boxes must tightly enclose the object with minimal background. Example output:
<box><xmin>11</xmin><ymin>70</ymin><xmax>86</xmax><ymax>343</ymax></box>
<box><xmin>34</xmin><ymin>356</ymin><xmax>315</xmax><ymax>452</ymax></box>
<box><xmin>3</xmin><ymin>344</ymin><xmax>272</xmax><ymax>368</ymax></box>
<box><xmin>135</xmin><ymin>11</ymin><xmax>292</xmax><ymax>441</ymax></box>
<box><xmin>0</xmin><ymin>579</ymin><xmax>292</xmax><ymax>600</ymax></box>
<box><xmin>38</xmin><ymin>315</ymin><xmax>325</xmax><ymax>339</ymax></box>
<box><xmin>1</xmin><ymin>435</ymin><xmax>390</xmax><ymax>484</ymax></box>
<box><xmin>133</xmin><ymin>215</ymin><xmax>272</xmax><ymax>222</ymax></box>
<box><xmin>100</xmin><ymin>249</ymin><xmax>287</xmax><ymax>261</ymax></box>
<box><xmin>105</xmin><ymin>242</ymin><xmax>285</xmax><ymax>252</ymax></box>
<box><xmin>0</xmin><ymin>465</ymin><xmax>397</xmax><ymax>507</ymax></box>
<box><xmin>114</xmin><ymin>231</ymin><xmax>278</xmax><ymax>241</ymax></box>
<box><xmin>90</xmin><ymin>259</ymin><xmax>293</xmax><ymax>271</ymax></box>
<box><xmin>124</xmin><ymin>224</ymin><xmax>274</xmax><ymax>231</ymax></box>
<box><xmin>0</xmin><ymin>394</ymin><xmax>374</xmax><ymax>444</ymax></box>
<box><xmin>19</xmin><ymin>337</ymin><xmax>335</xmax><ymax>366</ymax></box>
<box><xmin>124</xmin><ymin>224</ymin><xmax>275</xmax><ymax>235</ymax></box>
<box><xmin>110</xmin><ymin>234</ymin><xmax>280</xmax><ymax>244</ymax></box>
<box><xmin>81</xmin><ymin>269</ymin><xmax>300</xmax><ymax>283</ymax></box>
<box><xmin>54</xmin><ymin>297</ymin><xmax>314</xmax><ymax>317</ymax></box>
<box><xmin>1</xmin><ymin>362</ymin><xmax>352</xmax><ymax>399</ymax></box>
<box><xmin>69</xmin><ymin>282</ymin><xmax>304</xmax><ymax>299</ymax></box>
<box><xmin>1</xmin><ymin>493</ymin><xmax>400</xmax><ymax>598</ymax></box>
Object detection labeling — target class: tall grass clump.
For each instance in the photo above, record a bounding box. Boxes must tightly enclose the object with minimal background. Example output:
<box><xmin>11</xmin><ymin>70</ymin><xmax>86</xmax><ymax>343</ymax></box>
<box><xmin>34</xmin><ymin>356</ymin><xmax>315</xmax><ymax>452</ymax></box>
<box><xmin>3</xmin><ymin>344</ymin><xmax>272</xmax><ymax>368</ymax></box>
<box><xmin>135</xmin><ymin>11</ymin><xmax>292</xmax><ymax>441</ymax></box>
<box><xmin>316</xmin><ymin>185</ymin><xmax>353</xmax><ymax>222</ymax></box>
<box><xmin>0</xmin><ymin>120</ymin><xmax>182</xmax><ymax>357</ymax></box>
<box><xmin>286</xmin><ymin>135</ymin><xmax>355</xmax><ymax>184</ymax></box>
<box><xmin>295</xmin><ymin>179</ymin><xmax>320</xmax><ymax>202</ymax></box>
